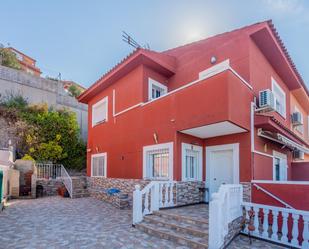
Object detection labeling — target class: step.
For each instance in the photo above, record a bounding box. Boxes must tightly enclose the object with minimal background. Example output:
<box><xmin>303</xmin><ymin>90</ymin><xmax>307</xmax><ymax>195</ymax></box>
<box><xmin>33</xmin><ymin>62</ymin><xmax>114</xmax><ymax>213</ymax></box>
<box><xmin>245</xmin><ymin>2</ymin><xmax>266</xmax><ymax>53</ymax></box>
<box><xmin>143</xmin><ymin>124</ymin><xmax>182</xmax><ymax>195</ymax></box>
<box><xmin>136</xmin><ymin>222</ymin><xmax>208</xmax><ymax>249</ymax></box>
<box><xmin>144</xmin><ymin>215</ymin><xmax>208</xmax><ymax>237</ymax></box>
<box><xmin>72</xmin><ymin>192</ymin><xmax>90</xmax><ymax>198</ymax></box>
<box><xmin>153</xmin><ymin>210</ymin><xmax>209</xmax><ymax>228</ymax></box>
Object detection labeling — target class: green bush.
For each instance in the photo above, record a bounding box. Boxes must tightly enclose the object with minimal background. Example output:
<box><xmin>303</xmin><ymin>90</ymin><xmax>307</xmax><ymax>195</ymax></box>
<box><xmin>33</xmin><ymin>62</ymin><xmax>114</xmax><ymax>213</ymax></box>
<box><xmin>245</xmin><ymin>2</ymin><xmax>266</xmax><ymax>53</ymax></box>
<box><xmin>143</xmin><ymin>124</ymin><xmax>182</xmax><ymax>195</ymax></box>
<box><xmin>0</xmin><ymin>48</ymin><xmax>22</xmax><ymax>70</ymax></box>
<box><xmin>0</xmin><ymin>94</ymin><xmax>86</xmax><ymax>170</ymax></box>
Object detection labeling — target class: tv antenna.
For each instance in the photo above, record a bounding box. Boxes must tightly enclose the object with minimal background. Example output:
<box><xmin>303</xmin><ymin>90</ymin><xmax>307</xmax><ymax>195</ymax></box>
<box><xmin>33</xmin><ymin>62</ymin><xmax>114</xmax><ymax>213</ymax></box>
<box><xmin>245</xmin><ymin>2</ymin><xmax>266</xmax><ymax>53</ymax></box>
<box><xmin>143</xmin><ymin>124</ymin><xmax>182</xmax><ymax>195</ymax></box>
<box><xmin>122</xmin><ymin>31</ymin><xmax>150</xmax><ymax>49</ymax></box>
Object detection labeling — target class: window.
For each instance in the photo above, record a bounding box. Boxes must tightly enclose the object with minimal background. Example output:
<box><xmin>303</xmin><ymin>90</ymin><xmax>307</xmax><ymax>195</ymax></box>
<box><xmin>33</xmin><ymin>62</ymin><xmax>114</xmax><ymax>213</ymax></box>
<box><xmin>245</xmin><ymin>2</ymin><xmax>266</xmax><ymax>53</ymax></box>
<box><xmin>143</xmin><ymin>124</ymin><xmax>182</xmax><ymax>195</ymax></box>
<box><xmin>148</xmin><ymin>78</ymin><xmax>167</xmax><ymax>101</ymax></box>
<box><xmin>143</xmin><ymin>142</ymin><xmax>173</xmax><ymax>180</ymax></box>
<box><xmin>273</xmin><ymin>151</ymin><xmax>287</xmax><ymax>181</ymax></box>
<box><xmin>182</xmin><ymin>143</ymin><xmax>203</xmax><ymax>181</ymax></box>
<box><xmin>272</xmin><ymin>78</ymin><xmax>286</xmax><ymax>118</ymax></box>
<box><xmin>91</xmin><ymin>153</ymin><xmax>107</xmax><ymax>177</ymax></box>
<box><xmin>92</xmin><ymin>97</ymin><xmax>108</xmax><ymax>126</ymax></box>
<box><xmin>294</xmin><ymin>106</ymin><xmax>304</xmax><ymax>134</ymax></box>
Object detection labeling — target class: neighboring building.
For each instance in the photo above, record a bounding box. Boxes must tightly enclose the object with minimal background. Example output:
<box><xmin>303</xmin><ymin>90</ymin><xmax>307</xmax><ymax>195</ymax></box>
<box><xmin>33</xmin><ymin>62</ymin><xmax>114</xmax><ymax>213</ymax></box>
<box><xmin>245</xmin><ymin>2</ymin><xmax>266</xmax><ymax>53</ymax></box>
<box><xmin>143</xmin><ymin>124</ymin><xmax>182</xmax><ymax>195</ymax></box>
<box><xmin>62</xmin><ymin>80</ymin><xmax>85</xmax><ymax>96</ymax></box>
<box><xmin>8</xmin><ymin>47</ymin><xmax>41</xmax><ymax>76</ymax></box>
<box><xmin>0</xmin><ymin>65</ymin><xmax>88</xmax><ymax>141</ymax></box>
<box><xmin>79</xmin><ymin>21</ymin><xmax>309</xmax><ymax>208</ymax></box>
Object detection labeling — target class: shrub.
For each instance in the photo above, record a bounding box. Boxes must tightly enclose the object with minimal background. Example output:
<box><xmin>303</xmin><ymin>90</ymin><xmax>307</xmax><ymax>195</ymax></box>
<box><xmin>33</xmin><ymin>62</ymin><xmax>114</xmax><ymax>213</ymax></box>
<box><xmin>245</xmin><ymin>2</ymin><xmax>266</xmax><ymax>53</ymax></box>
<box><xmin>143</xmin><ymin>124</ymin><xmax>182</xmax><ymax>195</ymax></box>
<box><xmin>0</xmin><ymin>48</ymin><xmax>22</xmax><ymax>70</ymax></box>
<box><xmin>0</xmin><ymin>94</ymin><xmax>86</xmax><ymax>170</ymax></box>
<box><xmin>21</xmin><ymin>154</ymin><xmax>35</xmax><ymax>161</ymax></box>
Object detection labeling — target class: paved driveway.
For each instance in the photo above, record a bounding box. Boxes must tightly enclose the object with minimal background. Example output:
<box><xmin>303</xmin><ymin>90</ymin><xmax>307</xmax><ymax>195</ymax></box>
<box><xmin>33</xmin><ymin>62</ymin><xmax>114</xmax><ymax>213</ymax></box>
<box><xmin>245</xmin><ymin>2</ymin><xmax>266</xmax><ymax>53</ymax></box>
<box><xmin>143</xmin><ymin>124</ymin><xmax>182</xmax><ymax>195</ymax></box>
<box><xmin>0</xmin><ymin>197</ymin><xmax>286</xmax><ymax>249</ymax></box>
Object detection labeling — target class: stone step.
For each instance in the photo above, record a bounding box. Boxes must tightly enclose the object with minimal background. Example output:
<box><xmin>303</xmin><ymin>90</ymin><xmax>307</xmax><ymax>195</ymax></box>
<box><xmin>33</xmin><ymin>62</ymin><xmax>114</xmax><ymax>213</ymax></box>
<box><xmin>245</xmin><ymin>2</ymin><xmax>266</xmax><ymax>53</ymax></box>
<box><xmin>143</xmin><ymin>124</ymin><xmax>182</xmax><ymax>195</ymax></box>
<box><xmin>72</xmin><ymin>192</ymin><xmax>90</xmax><ymax>198</ymax></box>
<box><xmin>153</xmin><ymin>210</ymin><xmax>209</xmax><ymax>228</ymax></box>
<box><xmin>144</xmin><ymin>215</ymin><xmax>208</xmax><ymax>237</ymax></box>
<box><xmin>136</xmin><ymin>222</ymin><xmax>208</xmax><ymax>249</ymax></box>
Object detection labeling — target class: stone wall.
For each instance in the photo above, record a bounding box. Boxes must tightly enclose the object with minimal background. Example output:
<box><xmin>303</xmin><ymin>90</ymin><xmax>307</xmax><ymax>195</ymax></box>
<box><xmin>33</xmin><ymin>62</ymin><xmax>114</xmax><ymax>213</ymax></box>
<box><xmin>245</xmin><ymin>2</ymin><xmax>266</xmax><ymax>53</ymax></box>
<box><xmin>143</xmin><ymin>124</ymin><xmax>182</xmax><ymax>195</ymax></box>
<box><xmin>87</xmin><ymin>177</ymin><xmax>206</xmax><ymax>209</ymax></box>
<box><xmin>176</xmin><ymin>181</ymin><xmax>205</xmax><ymax>206</ymax></box>
<box><xmin>222</xmin><ymin>216</ymin><xmax>244</xmax><ymax>248</ymax></box>
<box><xmin>87</xmin><ymin>177</ymin><xmax>149</xmax><ymax>208</ymax></box>
<box><xmin>36</xmin><ymin>179</ymin><xmax>64</xmax><ymax>197</ymax></box>
<box><xmin>0</xmin><ymin>65</ymin><xmax>88</xmax><ymax>141</ymax></box>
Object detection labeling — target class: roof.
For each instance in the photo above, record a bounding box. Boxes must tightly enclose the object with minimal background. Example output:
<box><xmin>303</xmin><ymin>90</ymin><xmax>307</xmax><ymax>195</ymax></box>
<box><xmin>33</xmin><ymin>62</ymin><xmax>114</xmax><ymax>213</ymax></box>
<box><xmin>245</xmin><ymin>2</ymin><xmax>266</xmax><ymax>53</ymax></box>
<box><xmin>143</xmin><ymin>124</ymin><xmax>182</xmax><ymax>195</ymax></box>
<box><xmin>78</xmin><ymin>48</ymin><xmax>176</xmax><ymax>102</ymax></box>
<box><xmin>8</xmin><ymin>47</ymin><xmax>37</xmax><ymax>62</ymax></box>
<box><xmin>255</xmin><ymin>114</ymin><xmax>309</xmax><ymax>147</ymax></box>
<box><xmin>79</xmin><ymin>20</ymin><xmax>308</xmax><ymax>103</ymax></box>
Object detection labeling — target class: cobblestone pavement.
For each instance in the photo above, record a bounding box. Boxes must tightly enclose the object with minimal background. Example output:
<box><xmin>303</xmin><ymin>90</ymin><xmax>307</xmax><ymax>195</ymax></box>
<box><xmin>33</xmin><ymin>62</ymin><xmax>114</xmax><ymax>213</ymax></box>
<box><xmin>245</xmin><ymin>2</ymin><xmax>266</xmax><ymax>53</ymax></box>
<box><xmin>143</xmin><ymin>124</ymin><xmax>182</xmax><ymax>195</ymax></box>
<box><xmin>0</xmin><ymin>197</ymin><xmax>287</xmax><ymax>249</ymax></box>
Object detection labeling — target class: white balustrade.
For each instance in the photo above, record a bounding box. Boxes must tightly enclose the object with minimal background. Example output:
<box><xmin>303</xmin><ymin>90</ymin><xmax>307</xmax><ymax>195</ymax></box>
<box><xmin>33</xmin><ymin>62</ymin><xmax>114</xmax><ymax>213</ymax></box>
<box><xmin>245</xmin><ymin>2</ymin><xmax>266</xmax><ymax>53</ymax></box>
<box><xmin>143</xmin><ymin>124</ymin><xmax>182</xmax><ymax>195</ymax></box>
<box><xmin>242</xmin><ymin>202</ymin><xmax>309</xmax><ymax>248</ymax></box>
<box><xmin>132</xmin><ymin>181</ymin><xmax>176</xmax><ymax>225</ymax></box>
<box><xmin>209</xmin><ymin>184</ymin><xmax>243</xmax><ymax>249</ymax></box>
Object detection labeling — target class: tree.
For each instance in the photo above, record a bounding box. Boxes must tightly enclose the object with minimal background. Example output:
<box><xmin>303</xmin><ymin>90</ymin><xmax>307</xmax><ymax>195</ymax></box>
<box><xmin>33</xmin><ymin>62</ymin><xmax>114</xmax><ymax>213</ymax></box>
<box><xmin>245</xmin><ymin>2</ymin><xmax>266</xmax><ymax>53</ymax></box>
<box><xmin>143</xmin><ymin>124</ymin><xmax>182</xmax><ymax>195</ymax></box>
<box><xmin>68</xmin><ymin>84</ymin><xmax>82</xmax><ymax>98</ymax></box>
<box><xmin>0</xmin><ymin>48</ymin><xmax>21</xmax><ymax>70</ymax></box>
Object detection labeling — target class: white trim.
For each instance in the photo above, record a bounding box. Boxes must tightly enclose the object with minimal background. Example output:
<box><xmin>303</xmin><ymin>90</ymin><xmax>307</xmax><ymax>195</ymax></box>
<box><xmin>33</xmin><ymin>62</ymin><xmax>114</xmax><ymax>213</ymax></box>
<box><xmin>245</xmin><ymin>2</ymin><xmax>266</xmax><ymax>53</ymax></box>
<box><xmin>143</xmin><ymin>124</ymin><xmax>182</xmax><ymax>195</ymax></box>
<box><xmin>252</xmin><ymin>180</ymin><xmax>309</xmax><ymax>185</ymax></box>
<box><xmin>91</xmin><ymin>152</ymin><xmax>107</xmax><ymax>177</ymax></box>
<box><xmin>142</xmin><ymin>142</ymin><xmax>173</xmax><ymax>180</ymax></box>
<box><xmin>206</xmin><ymin>143</ymin><xmax>240</xmax><ymax>200</ymax></box>
<box><xmin>272</xmin><ymin>150</ymin><xmax>288</xmax><ymax>181</ymax></box>
<box><xmin>199</xmin><ymin>59</ymin><xmax>230</xmax><ymax>80</ymax></box>
<box><xmin>92</xmin><ymin>96</ymin><xmax>108</xmax><ymax>127</ymax></box>
<box><xmin>271</xmin><ymin>77</ymin><xmax>286</xmax><ymax>119</ymax></box>
<box><xmin>148</xmin><ymin>78</ymin><xmax>168</xmax><ymax>101</ymax></box>
<box><xmin>110</xmin><ymin>60</ymin><xmax>253</xmax><ymax>117</ymax></box>
<box><xmin>181</xmin><ymin>143</ymin><xmax>203</xmax><ymax>181</ymax></box>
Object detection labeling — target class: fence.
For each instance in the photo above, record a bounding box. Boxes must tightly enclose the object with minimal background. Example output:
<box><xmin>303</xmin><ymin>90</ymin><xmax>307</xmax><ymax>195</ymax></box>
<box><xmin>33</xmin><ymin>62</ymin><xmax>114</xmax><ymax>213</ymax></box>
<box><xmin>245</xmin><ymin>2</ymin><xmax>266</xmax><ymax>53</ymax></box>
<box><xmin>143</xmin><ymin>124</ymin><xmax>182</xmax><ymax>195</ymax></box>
<box><xmin>243</xmin><ymin>202</ymin><xmax>309</xmax><ymax>248</ymax></box>
<box><xmin>132</xmin><ymin>181</ymin><xmax>177</xmax><ymax>224</ymax></box>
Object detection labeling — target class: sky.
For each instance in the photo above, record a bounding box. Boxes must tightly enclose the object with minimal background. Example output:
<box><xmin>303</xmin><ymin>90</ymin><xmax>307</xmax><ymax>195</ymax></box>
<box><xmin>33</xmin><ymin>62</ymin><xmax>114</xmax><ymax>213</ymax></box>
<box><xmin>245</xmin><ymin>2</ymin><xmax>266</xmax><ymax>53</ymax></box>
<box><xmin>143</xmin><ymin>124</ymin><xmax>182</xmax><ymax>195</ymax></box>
<box><xmin>1</xmin><ymin>0</ymin><xmax>309</xmax><ymax>88</ymax></box>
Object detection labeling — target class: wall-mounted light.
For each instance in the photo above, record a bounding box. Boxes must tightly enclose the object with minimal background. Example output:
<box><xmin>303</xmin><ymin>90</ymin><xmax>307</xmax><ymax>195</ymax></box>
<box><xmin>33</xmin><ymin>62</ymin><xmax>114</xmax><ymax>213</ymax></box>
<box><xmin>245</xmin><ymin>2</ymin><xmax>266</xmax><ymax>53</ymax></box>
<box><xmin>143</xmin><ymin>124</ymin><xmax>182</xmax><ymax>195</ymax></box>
<box><xmin>210</xmin><ymin>56</ymin><xmax>217</xmax><ymax>64</ymax></box>
<box><xmin>87</xmin><ymin>148</ymin><xmax>92</xmax><ymax>153</ymax></box>
<box><xmin>95</xmin><ymin>146</ymin><xmax>99</xmax><ymax>153</ymax></box>
<box><xmin>153</xmin><ymin>132</ymin><xmax>158</xmax><ymax>144</ymax></box>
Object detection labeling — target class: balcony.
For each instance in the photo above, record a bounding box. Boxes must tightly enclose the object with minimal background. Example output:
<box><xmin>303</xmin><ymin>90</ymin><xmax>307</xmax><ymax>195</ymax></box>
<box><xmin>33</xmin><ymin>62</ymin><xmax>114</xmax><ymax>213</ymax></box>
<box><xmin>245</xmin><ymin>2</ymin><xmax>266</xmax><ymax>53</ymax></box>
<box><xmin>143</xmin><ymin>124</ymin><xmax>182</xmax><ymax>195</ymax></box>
<box><xmin>140</xmin><ymin>70</ymin><xmax>253</xmax><ymax>138</ymax></box>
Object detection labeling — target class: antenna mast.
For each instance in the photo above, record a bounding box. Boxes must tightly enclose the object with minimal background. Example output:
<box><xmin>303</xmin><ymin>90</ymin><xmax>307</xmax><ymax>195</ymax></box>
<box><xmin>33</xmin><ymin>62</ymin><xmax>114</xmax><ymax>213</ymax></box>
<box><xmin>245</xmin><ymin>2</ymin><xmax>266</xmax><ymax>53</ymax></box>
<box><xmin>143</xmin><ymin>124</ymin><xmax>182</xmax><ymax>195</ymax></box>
<box><xmin>122</xmin><ymin>31</ymin><xmax>150</xmax><ymax>49</ymax></box>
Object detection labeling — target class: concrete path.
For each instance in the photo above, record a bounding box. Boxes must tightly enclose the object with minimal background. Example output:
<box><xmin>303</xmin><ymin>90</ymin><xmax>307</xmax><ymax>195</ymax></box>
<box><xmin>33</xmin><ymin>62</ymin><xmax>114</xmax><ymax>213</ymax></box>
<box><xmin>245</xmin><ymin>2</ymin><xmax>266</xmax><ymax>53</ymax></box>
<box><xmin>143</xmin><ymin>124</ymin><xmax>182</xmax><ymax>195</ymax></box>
<box><xmin>0</xmin><ymin>197</ymin><xmax>287</xmax><ymax>249</ymax></box>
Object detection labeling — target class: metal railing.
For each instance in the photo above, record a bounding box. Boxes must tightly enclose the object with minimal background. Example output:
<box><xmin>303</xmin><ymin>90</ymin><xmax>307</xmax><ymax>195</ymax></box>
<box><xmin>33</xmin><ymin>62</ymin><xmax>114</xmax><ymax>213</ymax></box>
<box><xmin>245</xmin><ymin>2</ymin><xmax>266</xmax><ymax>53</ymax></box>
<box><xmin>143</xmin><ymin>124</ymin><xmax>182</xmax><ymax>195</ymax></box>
<box><xmin>34</xmin><ymin>163</ymin><xmax>73</xmax><ymax>198</ymax></box>
<box><xmin>243</xmin><ymin>202</ymin><xmax>309</xmax><ymax>248</ymax></box>
<box><xmin>252</xmin><ymin>183</ymin><xmax>294</xmax><ymax>209</ymax></box>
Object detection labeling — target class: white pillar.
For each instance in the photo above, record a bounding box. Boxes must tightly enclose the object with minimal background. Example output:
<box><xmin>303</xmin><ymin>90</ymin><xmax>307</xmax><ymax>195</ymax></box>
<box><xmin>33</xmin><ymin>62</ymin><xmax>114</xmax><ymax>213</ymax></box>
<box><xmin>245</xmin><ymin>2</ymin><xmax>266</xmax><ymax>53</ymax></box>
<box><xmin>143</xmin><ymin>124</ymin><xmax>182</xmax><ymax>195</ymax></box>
<box><xmin>133</xmin><ymin>185</ymin><xmax>142</xmax><ymax>225</ymax></box>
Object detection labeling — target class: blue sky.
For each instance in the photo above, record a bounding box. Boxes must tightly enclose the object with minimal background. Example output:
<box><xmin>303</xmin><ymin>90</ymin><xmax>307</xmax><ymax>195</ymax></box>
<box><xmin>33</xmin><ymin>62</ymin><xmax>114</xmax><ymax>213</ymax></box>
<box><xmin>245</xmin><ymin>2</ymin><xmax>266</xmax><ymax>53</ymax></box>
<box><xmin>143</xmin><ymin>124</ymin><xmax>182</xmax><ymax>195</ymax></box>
<box><xmin>1</xmin><ymin>0</ymin><xmax>309</xmax><ymax>87</ymax></box>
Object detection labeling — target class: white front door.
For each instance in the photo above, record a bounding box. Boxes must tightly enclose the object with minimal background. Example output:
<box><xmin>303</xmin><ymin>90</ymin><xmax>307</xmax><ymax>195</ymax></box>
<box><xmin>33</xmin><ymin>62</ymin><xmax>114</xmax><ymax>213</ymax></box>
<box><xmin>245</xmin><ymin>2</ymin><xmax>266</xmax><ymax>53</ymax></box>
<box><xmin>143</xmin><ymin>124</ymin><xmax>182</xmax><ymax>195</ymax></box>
<box><xmin>206</xmin><ymin>143</ymin><xmax>239</xmax><ymax>201</ymax></box>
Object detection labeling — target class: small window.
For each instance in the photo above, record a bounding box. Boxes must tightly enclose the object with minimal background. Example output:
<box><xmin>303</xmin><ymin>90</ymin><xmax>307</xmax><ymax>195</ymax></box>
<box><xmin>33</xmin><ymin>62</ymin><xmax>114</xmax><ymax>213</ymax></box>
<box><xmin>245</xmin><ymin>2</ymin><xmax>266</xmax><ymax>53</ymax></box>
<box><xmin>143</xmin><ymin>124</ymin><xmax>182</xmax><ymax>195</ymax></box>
<box><xmin>143</xmin><ymin>142</ymin><xmax>173</xmax><ymax>180</ymax></box>
<box><xmin>148</xmin><ymin>78</ymin><xmax>167</xmax><ymax>101</ymax></box>
<box><xmin>182</xmin><ymin>143</ymin><xmax>202</xmax><ymax>181</ymax></box>
<box><xmin>294</xmin><ymin>106</ymin><xmax>304</xmax><ymax>134</ymax></box>
<box><xmin>91</xmin><ymin>153</ymin><xmax>107</xmax><ymax>177</ymax></box>
<box><xmin>272</xmin><ymin>78</ymin><xmax>286</xmax><ymax>118</ymax></box>
<box><xmin>92</xmin><ymin>97</ymin><xmax>108</xmax><ymax>126</ymax></box>
<box><xmin>273</xmin><ymin>151</ymin><xmax>287</xmax><ymax>181</ymax></box>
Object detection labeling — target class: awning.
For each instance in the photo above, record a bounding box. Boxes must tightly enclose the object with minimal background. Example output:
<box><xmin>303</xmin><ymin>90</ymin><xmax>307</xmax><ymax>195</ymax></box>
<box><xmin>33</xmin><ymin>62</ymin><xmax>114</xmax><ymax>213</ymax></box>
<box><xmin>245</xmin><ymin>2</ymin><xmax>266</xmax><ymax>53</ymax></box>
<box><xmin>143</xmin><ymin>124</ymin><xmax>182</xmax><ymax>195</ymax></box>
<box><xmin>258</xmin><ymin>129</ymin><xmax>309</xmax><ymax>154</ymax></box>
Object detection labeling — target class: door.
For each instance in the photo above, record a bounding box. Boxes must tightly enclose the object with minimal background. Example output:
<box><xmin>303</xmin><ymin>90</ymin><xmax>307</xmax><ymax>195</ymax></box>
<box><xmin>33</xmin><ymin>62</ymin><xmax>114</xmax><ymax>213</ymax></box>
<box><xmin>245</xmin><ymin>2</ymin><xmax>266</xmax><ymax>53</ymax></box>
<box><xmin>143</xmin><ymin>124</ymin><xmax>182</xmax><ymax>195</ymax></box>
<box><xmin>211</xmin><ymin>149</ymin><xmax>234</xmax><ymax>192</ymax></box>
<box><xmin>206</xmin><ymin>143</ymin><xmax>239</xmax><ymax>201</ymax></box>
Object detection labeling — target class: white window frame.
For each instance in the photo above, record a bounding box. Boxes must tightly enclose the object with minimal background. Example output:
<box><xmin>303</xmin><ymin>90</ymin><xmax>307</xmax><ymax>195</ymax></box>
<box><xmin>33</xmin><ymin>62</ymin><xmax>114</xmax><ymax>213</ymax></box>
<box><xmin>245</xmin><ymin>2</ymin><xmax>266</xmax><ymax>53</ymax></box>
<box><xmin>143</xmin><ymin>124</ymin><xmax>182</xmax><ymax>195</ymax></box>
<box><xmin>92</xmin><ymin>96</ymin><xmax>108</xmax><ymax>127</ymax></box>
<box><xmin>271</xmin><ymin>78</ymin><xmax>286</xmax><ymax>118</ymax></box>
<box><xmin>148</xmin><ymin>78</ymin><xmax>168</xmax><ymax>101</ymax></box>
<box><xmin>294</xmin><ymin>106</ymin><xmax>304</xmax><ymax>134</ymax></box>
<box><xmin>272</xmin><ymin>151</ymin><xmax>287</xmax><ymax>181</ymax></box>
<box><xmin>143</xmin><ymin>142</ymin><xmax>173</xmax><ymax>180</ymax></box>
<box><xmin>91</xmin><ymin>152</ymin><xmax>107</xmax><ymax>178</ymax></box>
<box><xmin>181</xmin><ymin>143</ymin><xmax>203</xmax><ymax>181</ymax></box>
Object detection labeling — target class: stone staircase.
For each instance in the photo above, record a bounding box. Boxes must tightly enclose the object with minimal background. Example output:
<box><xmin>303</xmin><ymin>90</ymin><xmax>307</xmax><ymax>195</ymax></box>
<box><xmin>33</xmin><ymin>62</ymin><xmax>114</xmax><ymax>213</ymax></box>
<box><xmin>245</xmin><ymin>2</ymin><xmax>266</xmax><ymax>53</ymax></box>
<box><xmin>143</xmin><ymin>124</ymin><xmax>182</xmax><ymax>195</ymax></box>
<box><xmin>135</xmin><ymin>208</ymin><xmax>209</xmax><ymax>249</ymax></box>
<box><xmin>71</xmin><ymin>176</ymin><xmax>90</xmax><ymax>198</ymax></box>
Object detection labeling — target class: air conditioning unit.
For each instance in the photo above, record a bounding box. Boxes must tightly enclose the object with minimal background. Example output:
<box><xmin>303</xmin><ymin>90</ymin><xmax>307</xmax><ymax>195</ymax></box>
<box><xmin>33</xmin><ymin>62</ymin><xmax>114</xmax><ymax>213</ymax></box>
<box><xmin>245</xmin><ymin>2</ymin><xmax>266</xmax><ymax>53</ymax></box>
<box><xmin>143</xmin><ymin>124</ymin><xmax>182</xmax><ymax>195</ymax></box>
<box><xmin>258</xmin><ymin>89</ymin><xmax>275</xmax><ymax>112</ymax></box>
<box><xmin>291</xmin><ymin>112</ymin><xmax>302</xmax><ymax>126</ymax></box>
<box><xmin>293</xmin><ymin>150</ymin><xmax>304</xmax><ymax>160</ymax></box>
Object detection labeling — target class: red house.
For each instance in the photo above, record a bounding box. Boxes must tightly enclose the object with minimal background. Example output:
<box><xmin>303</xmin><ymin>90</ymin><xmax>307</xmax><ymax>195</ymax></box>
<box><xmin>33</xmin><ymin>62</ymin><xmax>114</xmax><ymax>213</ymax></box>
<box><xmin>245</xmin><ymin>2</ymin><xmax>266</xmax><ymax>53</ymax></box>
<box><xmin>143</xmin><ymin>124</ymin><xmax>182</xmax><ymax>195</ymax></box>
<box><xmin>79</xmin><ymin>20</ymin><xmax>309</xmax><ymax>210</ymax></box>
